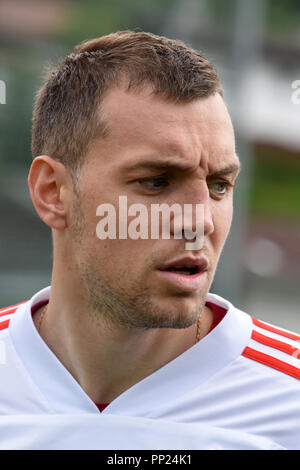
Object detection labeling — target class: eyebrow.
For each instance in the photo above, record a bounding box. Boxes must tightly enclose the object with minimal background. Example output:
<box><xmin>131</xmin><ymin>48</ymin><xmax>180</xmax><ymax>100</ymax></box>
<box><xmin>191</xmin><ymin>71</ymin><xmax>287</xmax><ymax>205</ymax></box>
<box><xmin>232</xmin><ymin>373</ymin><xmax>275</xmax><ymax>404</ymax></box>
<box><xmin>123</xmin><ymin>159</ymin><xmax>241</xmax><ymax>177</ymax></box>
<box><xmin>123</xmin><ymin>160</ymin><xmax>192</xmax><ymax>172</ymax></box>
<box><xmin>207</xmin><ymin>163</ymin><xmax>241</xmax><ymax>178</ymax></box>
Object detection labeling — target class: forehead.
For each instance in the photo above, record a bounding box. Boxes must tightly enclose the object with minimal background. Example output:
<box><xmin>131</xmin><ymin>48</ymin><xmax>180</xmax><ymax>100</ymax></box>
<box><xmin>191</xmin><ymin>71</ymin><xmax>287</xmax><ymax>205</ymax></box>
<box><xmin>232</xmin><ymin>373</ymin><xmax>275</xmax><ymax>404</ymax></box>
<box><xmin>89</xmin><ymin>85</ymin><xmax>238</xmax><ymax>173</ymax></box>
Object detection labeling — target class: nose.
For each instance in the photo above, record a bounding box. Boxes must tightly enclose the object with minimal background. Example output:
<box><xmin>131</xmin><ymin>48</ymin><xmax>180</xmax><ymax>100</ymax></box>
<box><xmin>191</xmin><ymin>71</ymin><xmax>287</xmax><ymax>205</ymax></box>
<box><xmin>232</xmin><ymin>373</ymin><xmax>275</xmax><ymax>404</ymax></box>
<box><xmin>170</xmin><ymin>181</ymin><xmax>214</xmax><ymax>249</ymax></box>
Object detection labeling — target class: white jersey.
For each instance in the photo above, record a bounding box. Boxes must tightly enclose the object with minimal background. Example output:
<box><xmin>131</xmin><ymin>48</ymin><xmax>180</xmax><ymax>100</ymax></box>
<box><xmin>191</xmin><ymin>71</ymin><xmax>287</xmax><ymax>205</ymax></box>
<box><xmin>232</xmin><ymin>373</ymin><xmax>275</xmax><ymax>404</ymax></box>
<box><xmin>0</xmin><ymin>286</ymin><xmax>299</xmax><ymax>450</ymax></box>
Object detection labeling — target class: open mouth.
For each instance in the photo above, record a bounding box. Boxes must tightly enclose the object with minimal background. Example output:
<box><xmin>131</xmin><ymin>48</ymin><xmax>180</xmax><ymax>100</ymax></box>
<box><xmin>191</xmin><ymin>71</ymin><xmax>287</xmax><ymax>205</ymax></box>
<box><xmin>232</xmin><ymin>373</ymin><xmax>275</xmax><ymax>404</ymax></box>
<box><xmin>156</xmin><ymin>258</ymin><xmax>208</xmax><ymax>292</ymax></box>
<box><xmin>161</xmin><ymin>266</ymin><xmax>200</xmax><ymax>276</ymax></box>
<box><xmin>158</xmin><ymin>256</ymin><xmax>208</xmax><ymax>275</ymax></box>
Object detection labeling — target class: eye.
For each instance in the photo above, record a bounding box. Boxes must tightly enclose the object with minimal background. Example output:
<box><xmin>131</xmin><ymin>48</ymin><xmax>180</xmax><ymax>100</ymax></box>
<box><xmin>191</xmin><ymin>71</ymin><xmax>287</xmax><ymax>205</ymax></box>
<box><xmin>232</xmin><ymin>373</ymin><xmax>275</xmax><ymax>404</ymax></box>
<box><xmin>208</xmin><ymin>181</ymin><xmax>234</xmax><ymax>197</ymax></box>
<box><xmin>137</xmin><ymin>176</ymin><xmax>170</xmax><ymax>191</ymax></box>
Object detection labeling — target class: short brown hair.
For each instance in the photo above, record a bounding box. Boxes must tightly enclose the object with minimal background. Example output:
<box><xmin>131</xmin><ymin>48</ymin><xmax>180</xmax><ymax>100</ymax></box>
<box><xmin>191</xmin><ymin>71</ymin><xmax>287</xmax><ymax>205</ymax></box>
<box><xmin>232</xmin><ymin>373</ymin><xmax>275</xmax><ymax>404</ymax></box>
<box><xmin>31</xmin><ymin>30</ymin><xmax>223</xmax><ymax>174</ymax></box>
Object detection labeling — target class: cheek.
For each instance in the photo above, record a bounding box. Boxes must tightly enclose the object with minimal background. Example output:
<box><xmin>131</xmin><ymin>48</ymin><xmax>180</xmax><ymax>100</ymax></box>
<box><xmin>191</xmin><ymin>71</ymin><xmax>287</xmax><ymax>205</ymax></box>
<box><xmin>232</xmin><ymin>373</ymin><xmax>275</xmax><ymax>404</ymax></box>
<box><xmin>212</xmin><ymin>201</ymin><xmax>233</xmax><ymax>247</ymax></box>
<box><xmin>86</xmin><ymin>232</ymin><xmax>148</xmax><ymax>271</ymax></box>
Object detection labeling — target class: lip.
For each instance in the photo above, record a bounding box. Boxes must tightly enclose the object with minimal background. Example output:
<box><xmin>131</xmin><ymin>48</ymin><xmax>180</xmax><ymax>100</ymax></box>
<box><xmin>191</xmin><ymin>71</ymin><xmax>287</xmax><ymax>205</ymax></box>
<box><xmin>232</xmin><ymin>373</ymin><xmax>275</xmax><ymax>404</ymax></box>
<box><xmin>156</xmin><ymin>256</ymin><xmax>209</xmax><ymax>292</ymax></box>
<box><xmin>158</xmin><ymin>256</ymin><xmax>209</xmax><ymax>272</ymax></box>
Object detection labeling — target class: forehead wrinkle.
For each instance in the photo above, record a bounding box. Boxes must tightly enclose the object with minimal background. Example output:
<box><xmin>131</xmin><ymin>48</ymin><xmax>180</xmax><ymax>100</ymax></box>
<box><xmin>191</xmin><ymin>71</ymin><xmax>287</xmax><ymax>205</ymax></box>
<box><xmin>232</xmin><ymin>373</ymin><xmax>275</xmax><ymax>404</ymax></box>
<box><xmin>93</xmin><ymin>91</ymin><xmax>236</xmax><ymax>177</ymax></box>
<box><xmin>198</xmin><ymin>149</ymin><xmax>209</xmax><ymax>175</ymax></box>
<box><xmin>125</xmin><ymin>128</ymin><xmax>203</xmax><ymax>172</ymax></box>
<box><xmin>197</xmin><ymin>151</ymin><xmax>241</xmax><ymax>178</ymax></box>
<box><xmin>120</xmin><ymin>153</ymin><xmax>199</xmax><ymax>174</ymax></box>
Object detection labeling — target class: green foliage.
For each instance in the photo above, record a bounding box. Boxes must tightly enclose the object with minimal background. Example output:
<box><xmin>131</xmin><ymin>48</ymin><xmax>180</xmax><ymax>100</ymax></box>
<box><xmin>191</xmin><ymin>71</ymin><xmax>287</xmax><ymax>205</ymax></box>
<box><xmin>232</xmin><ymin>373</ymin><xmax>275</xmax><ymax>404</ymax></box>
<box><xmin>205</xmin><ymin>0</ymin><xmax>300</xmax><ymax>34</ymax></box>
<box><xmin>267</xmin><ymin>0</ymin><xmax>300</xmax><ymax>33</ymax></box>
<box><xmin>58</xmin><ymin>0</ymin><xmax>178</xmax><ymax>49</ymax></box>
<box><xmin>249</xmin><ymin>148</ymin><xmax>300</xmax><ymax>221</ymax></box>
<box><xmin>0</xmin><ymin>50</ymin><xmax>39</xmax><ymax>171</ymax></box>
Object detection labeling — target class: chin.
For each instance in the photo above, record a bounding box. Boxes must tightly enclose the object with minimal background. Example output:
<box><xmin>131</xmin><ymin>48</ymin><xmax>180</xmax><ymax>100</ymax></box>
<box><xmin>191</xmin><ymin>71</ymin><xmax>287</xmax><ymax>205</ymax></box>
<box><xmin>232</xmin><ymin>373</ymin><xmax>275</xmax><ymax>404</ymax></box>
<box><xmin>143</xmin><ymin>294</ymin><xmax>206</xmax><ymax>330</ymax></box>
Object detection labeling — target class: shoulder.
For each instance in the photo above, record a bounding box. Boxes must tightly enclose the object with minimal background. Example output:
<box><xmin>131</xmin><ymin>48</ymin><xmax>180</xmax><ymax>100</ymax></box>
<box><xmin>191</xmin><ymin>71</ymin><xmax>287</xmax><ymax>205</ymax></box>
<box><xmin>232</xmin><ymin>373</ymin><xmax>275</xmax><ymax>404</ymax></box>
<box><xmin>0</xmin><ymin>298</ymin><xmax>50</xmax><ymax>416</ymax></box>
<box><xmin>212</xmin><ymin>306</ymin><xmax>300</xmax><ymax>449</ymax></box>
<box><xmin>241</xmin><ymin>315</ymin><xmax>300</xmax><ymax>381</ymax></box>
<box><xmin>206</xmin><ymin>292</ymin><xmax>300</xmax><ymax>382</ymax></box>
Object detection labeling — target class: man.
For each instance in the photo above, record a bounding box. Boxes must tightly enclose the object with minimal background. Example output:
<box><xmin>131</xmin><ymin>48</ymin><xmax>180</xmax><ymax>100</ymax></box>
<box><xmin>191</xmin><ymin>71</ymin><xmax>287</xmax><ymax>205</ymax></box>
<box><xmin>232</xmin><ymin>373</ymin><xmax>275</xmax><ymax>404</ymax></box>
<box><xmin>0</xmin><ymin>31</ymin><xmax>299</xmax><ymax>450</ymax></box>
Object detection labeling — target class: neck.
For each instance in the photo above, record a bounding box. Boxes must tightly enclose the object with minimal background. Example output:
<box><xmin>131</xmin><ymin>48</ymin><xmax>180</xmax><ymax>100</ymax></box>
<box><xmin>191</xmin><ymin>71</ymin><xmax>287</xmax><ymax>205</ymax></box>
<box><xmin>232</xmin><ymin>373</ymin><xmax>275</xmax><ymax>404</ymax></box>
<box><xmin>33</xmin><ymin>257</ymin><xmax>213</xmax><ymax>404</ymax></box>
<box><xmin>34</xmin><ymin>300</ymin><xmax>213</xmax><ymax>405</ymax></box>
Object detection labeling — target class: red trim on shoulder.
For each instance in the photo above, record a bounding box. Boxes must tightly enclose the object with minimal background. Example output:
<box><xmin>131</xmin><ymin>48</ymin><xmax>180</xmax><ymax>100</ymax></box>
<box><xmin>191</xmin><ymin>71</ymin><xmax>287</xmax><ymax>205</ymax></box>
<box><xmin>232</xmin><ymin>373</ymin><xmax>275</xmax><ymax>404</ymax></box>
<box><xmin>0</xmin><ymin>301</ymin><xmax>27</xmax><ymax>317</ymax></box>
<box><xmin>0</xmin><ymin>319</ymin><xmax>10</xmax><ymax>330</ymax></box>
<box><xmin>0</xmin><ymin>308</ymin><xmax>17</xmax><ymax>317</ymax></box>
<box><xmin>252</xmin><ymin>317</ymin><xmax>300</xmax><ymax>342</ymax></box>
<box><xmin>252</xmin><ymin>330</ymin><xmax>300</xmax><ymax>357</ymax></box>
<box><xmin>242</xmin><ymin>346</ymin><xmax>300</xmax><ymax>380</ymax></box>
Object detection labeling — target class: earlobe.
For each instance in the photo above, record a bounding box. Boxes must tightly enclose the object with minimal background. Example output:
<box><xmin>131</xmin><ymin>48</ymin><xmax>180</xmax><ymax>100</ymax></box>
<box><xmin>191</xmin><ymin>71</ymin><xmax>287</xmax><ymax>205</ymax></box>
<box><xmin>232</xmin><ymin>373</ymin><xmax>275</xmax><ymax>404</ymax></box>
<box><xmin>28</xmin><ymin>156</ymin><xmax>70</xmax><ymax>230</ymax></box>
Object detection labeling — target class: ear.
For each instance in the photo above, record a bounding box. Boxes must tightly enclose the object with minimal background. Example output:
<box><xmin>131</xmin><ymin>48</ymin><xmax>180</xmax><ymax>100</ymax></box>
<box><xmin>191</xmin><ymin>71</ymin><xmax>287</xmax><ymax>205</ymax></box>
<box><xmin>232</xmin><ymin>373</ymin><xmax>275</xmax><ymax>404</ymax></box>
<box><xmin>28</xmin><ymin>156</ymin><xmax>73</xmax><ymax>230</ymax></box>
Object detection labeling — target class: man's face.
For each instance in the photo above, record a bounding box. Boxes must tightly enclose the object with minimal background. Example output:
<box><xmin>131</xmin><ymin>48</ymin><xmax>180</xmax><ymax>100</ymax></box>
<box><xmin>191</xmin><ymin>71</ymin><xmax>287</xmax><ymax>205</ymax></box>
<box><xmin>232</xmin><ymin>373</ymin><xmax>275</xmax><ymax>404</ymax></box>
<box><xmin>68</xmin><ymin>85</ymin><xmax>240</xmax><ymax>329</ymax></box>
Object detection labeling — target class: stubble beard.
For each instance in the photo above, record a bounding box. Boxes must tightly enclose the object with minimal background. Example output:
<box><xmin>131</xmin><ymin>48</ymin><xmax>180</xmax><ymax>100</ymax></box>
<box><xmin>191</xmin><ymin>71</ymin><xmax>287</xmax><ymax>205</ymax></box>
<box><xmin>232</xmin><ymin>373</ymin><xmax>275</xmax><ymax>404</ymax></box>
<box><xmin>77</xmin><ymin>259</ymin><xmax>209</xmax><ymax>330</ymax></box>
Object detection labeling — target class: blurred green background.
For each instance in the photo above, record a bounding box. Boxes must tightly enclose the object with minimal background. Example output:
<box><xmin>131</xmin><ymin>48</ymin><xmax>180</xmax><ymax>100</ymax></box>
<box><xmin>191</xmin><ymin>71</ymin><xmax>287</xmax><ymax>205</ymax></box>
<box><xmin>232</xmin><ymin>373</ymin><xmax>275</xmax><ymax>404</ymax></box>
<box><xmin>0</xmin><ymin>0</ymin><xmax>299</xmax><ymax>331</ymax></box>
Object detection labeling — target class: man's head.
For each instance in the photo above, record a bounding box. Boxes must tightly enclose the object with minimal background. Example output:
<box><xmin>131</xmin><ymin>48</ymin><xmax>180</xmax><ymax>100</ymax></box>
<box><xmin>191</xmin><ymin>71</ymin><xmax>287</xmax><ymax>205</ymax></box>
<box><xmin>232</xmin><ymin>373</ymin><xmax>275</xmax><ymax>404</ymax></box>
<box><xmin>29</xmin><ymin>31</ymin><xmax>240</xmax><ymax>330</ymax></box>
<box><xmin>31</xmin><ymin>30</ymin><xmax>223</xmax><ymax>177</ymax></box>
